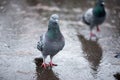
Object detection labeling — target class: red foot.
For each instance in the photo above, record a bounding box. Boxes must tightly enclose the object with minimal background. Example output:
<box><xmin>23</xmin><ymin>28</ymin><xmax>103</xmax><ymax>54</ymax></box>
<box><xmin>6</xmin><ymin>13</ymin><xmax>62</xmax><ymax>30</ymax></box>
<box><xmin>49</xmin><ymin>62</ymin><xmax>57</xmax><ymax>67</ymax></box>
<box><xmin>97</xmin><ymin>26</ymin><xmax>100</xmax><ymax>32</ymax></box>
<box><xmin>90</xmin><ymin>32</ymin><xmax>96</xmax><ymax>38</ymax></box>
<box><xmin>41</xmin><ymin>63</ymin><xmax>48</xmax><ymax>69</ymax></box>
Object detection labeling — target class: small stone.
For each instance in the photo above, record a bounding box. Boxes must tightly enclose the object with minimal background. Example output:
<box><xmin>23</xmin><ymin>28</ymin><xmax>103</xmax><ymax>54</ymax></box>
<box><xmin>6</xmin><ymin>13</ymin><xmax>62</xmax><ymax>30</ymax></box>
<box><xmin>0</xmin><ymin>6</ymin><xmax>4</xmax><ymax>10</ymax></box>
<box><xmin>111</xmin><ymin>20</ymin><xmax>115</xmax><ymax>23</ymax></box>
<box><xmin>4</xmin><ymin>43</ymin><xmax>10</xmax><ymax>48</ymax></box>
<box><xmin>114</xmin><ymin>53</ymin><xmax>120</xmax><ymax>58</ymax></box>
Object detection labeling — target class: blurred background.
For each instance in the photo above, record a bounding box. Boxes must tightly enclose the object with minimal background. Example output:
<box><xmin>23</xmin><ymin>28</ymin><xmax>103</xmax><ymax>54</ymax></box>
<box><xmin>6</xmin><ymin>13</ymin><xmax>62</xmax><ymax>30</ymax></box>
<box><xmin>0</xmin><ymin>0</ymin><xmax>120</xmax><ymax>80</ymax></box>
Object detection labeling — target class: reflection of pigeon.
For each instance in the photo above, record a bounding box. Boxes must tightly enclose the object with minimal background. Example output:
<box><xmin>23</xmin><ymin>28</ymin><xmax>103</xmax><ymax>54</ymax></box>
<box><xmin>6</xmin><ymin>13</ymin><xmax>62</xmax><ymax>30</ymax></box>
<box><xmin>37</xmin><ymin>14</ymin><xmax>65</xmax><ymax>69</ymax></box>
<box><xmin>114</xmin><ymin>53</ymin><xmax>120</xmax><ymax>58</ymax></box>
<box><xmin>82</xmin><ymin>0</ymin><xmax>106</xmax><ymax>38</ymax></box>
<box><xmin>114</xmin><ymin>73</ymin><xmax>120</xmax><ymax>80</ymax></box>
<box><xmin>34</xmin><ymin>58</ymin><xmax>59</xmax><ymax>80</ymax></box>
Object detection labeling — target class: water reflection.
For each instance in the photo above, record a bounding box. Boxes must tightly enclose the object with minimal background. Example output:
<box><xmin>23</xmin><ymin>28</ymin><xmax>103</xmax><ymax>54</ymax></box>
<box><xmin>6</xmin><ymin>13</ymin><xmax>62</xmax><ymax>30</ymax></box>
<box><xmin>114</xmin><ymin>73</ymin><xmax>120</xmax><ymax>80</ymax></box>
<box><xmin>34</xmin><ymin>58</ymin><xmax>59</xmax><ymax>80</ymax></box>
<box><xmin>78</xmin><ymin>35</ymin><xmax>102</xmax><ymax>71</ymax></box>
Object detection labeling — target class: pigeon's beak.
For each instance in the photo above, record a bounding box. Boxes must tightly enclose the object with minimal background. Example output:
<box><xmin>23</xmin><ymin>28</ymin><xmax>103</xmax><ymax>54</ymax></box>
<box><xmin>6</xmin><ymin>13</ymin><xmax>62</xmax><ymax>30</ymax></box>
<box><xmin>55</xmin><ymin>19</ymin><xmax>59</xmax><ymax>23</ymax></box>
<box><xmin>101</xmin><ymin>2</ymin><xmax>105</xmax><ymax>5</ymax></box>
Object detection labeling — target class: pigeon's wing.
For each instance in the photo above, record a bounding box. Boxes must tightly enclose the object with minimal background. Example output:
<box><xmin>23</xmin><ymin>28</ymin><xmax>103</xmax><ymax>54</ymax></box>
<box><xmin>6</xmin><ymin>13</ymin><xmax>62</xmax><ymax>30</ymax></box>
<box><xmin>83</xmin><ymin>8</ymin><xmax>93</xmax><ymax>25</ymax></box>
<box><xmin>37</xmin><ymin>34</ymin><xmax>44</xmax><ymax>51</ymax></box>
<box><xmin>60</xmin><ymin>36</ymin><xmax>65</xmax><ymax>50</ymax></box>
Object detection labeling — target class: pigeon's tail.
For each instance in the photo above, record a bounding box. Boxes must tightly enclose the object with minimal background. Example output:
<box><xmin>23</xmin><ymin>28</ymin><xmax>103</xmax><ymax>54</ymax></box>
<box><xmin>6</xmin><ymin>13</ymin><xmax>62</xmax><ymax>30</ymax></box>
<box><xmin>37</xmin><ymin>42</ymin><xmax>43</xmax><ymax>51</ymax></box>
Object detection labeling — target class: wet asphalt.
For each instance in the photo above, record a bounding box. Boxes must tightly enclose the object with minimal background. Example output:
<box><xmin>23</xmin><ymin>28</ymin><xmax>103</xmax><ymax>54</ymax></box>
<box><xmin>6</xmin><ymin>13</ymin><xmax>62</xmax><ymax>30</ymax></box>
<box><xmin>0</xmin><ymin>0</ymin><xmax>120</xmax><ymax>80</ymax></box>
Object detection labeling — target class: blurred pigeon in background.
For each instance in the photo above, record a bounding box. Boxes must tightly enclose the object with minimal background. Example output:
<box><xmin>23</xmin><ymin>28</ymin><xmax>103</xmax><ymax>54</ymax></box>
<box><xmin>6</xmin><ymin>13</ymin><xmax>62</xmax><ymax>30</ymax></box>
<box><xmin>82</xmin><ymin>0</ymin><xmax>106</xmax><ymax>38</ymax></box>
<box><xmin>37</xmin><ymin>14</ymin><xmax>65</xmax><ymax>69</ymax></box>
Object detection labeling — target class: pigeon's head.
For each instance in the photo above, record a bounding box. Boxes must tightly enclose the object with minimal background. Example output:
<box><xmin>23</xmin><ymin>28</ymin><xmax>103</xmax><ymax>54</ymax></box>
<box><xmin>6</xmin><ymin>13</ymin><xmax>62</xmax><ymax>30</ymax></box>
<box><xmin>96</xmin><ymin>0</ymin><xmax>105</xmax><ymax>6</ymax></box>
<box><xmin>49</xmin><ymin>14</ymin><xmax>59</xmax><ymax>24</ymax></box>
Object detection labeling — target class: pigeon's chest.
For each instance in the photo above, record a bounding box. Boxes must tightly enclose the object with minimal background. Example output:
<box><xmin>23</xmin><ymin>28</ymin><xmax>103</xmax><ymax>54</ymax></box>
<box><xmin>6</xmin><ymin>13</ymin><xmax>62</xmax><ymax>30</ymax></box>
<box><xmin>52</xmin><ymin>41</ymin><xmax>63</xmax><ymax>49</ymax></box>
<box><xmin>92</xmin><ymin>16</ymin><xmax>106</xmax><ymax>25</ymax></box>
<box><xmin>45</xmin><ymin>39</ymin><xmax>64</xmax><ymax>52</ymax></box>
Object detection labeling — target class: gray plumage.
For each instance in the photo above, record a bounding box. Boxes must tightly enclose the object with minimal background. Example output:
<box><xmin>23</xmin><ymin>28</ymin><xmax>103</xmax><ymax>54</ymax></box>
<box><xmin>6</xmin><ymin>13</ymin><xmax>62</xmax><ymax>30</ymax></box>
<box><xmin>37</xmin><ymin>14</ymin><xmax>65</xmax><ymax>67</ymax></box>
<box><xmin>82</xmin><ymin>0</ymin><xmax>106</xmax><ymax>31</ymax></box>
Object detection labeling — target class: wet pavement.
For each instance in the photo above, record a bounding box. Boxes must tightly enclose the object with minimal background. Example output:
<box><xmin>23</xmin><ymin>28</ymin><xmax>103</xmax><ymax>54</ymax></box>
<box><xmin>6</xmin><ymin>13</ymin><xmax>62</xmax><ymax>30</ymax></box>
<box><xmin>0</xmin><ymin>0</ymin><xmax>120</xmax><ymax>80</ymax></box>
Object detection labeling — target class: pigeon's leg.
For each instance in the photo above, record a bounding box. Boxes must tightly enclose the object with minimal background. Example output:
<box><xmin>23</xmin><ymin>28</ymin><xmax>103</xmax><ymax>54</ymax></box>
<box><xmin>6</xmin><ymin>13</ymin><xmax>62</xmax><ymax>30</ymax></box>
<box><xmin>41</xmin><ymin>56</ymin><xmax>48</xmax><ymax>69</ymax></box>
<box><xmin>90</xmin><ymin>26</ymin><xmax>96</xmax><ymax>38</ymax></box>
<box><xmin>49</xmin><ymin>56</ymin><xmax>57</xmax><ymax>67</ymax></box>
<box><xmin>90</xmin><ymin>28</ymin><xmax>96</xmax><ymax>38</ymax></box>
<box><xmin>96</xmin><ymin>26</ymin><xmax>100</xmax><ymax>32</ymax></box>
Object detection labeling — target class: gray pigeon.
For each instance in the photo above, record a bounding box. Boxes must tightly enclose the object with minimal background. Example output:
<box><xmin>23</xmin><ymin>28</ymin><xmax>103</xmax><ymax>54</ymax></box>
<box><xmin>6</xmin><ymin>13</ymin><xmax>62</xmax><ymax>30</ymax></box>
<box><xmin>82</xmin><ymin>0</ymin><xmax>106</xmax><ymax>38</ymax></box>
<box><xmin>37</xmin><ymin>14</ymin><xmax>65</xmax><ymax>68</ymax></box>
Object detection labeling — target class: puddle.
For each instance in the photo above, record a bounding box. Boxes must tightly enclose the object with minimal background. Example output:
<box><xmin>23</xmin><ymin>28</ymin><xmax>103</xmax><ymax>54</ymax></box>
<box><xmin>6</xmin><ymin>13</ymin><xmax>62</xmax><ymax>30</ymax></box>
<box><xmin>34</xmin><ymin>57</ymin><xmax>59</xmax><ymax>80</ymax></box>
<box><xmin>114</xmin><ymin>73</ymin><xmax>120</xmax><ymax>80</ymax></box>
<box><xmin>77</xmin><ymin>35</ymin><xmax>102</xmax><ymax>71</ymax></box>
